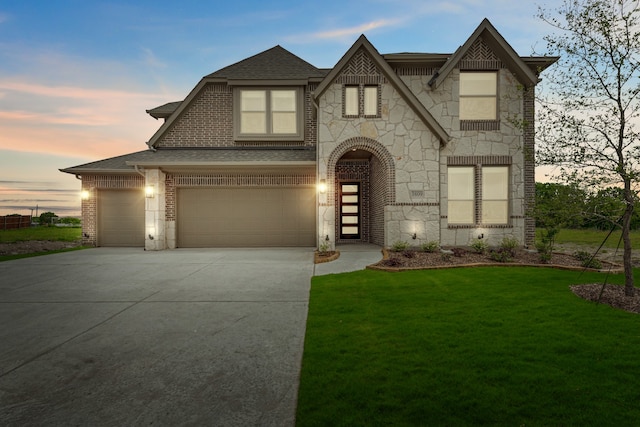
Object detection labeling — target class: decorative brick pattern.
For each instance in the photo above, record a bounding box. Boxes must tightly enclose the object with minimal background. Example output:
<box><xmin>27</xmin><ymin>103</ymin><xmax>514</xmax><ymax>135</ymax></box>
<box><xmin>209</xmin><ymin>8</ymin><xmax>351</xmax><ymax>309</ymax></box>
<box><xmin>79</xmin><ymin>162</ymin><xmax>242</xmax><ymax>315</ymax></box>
<box><xmin>326</xmin><ymin>137</ymin><xmax>395</xmax><ymax>206</ymax></box>
<box><xmin>173</xmin><ymin>173</ymin><xmax>315</xmax><ymax>187</ymax></box>
<box><xmin>447</xmin><ymin>155</ymin><xmax>512</xmax><ymax>166</ymax></box>
<box><xmin>339</xmin><ymin>48</ymin><xmax>385</xmax><ymax>81</ymax></box>
<box><xmin>458</xmin><ymin>38</ymin><xmax>504</xmax><ymax>70</ymax></box>
<box><xmin>460</xmin><ymin>120</ymin><xmax>500</xmax><ymax>131</ymax></box>
<box><xmin>394</xmin><ymin>67</ymin><xmax>438</xmax><ymax>76</ymax></box>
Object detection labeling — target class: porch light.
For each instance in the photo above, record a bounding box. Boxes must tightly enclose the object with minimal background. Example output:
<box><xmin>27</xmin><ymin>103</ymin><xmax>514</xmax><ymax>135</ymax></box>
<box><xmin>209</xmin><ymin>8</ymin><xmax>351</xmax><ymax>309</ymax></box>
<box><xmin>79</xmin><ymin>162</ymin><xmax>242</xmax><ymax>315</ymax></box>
<box><xmin>318</xmin><ymin>179</ymin><xmax>327</xmax><ymax>194</ymax></box>
<box><xmin>81</xmin><ymin>190</ymin><xmax>90</xmax><ymax>200</ymax></box>
<box><xmin>145</xmin><ymin>185</ymin><xmax>155</xmax><ymax>198</ymax></box>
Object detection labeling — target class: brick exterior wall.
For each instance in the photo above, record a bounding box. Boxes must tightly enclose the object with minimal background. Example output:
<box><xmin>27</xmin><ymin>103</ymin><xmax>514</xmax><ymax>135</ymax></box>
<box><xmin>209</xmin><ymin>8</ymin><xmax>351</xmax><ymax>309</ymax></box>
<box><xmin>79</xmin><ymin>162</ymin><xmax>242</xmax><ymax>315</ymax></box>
<box><xmin>155</xmin><ymin>83</ymin><xmax>317</xmax><ymax>148</ymax></box>
<box><xmin>369</xmin><ymin>155</ymin><xmax>386</xmax><ymax>246</ymax></box>
<box><xmin>81</xmin><ymin>175</ymin><xmax>144</xmax><ymax>246</ymax></box>
<box><xmin>523</xmin><ymin>86</ymin><xmax>536</xmax><ymax>247</ymax></box>
<box><xmin>157</xmin><ymin>84</ymin><xmax>233</xmax><ymax>148</ymax></box>
<box><xmin>165</xmin><ymin>174</ymin><xmax>175</xmax><ymax>221</ymax></box>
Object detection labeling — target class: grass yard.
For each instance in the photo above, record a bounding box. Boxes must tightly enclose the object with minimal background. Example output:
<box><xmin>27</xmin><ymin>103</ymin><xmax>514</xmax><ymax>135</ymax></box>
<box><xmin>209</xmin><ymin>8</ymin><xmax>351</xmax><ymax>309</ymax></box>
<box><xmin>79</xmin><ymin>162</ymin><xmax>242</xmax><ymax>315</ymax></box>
<box><xmin>0</xmin><ymin>226</ymin><xmax>81</xmax><ymax>243</ymax></box>
<box><xmin>549</xmin><ymin>228</ymin><xmax>640</xmax><ymax>250</ymax></box>
<box><xmin>297</xmin><ymin>267</ymin><xmax>640</xmax><ymax>426</ymax></box>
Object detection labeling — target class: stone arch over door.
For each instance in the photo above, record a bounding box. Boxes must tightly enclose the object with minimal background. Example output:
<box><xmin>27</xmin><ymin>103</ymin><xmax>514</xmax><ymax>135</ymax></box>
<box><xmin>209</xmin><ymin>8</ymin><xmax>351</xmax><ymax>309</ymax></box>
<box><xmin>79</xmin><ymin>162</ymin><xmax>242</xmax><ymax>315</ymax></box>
<box><xmin>326</xmin><ymin>137</ymin><xmax>395</xmax><ymax>246</ymax></box>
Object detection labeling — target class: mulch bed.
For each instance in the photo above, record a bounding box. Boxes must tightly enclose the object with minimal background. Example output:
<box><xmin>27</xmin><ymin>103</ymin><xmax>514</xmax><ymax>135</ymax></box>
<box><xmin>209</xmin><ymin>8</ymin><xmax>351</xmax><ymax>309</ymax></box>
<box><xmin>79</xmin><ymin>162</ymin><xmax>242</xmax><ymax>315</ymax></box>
<box><xmin>371</xmin><ymin>249</ymin><xmax>615</xmax><ymax>271</ymax></box>
<box><xmin>0</xmin><ymin>240</ymin><xmax>83</xmax><ymax>256</ymax></box>
<box><xmin>571</xmin><ymin>283</ymin><xmax>640</xmax><ymax>314</ymax></box>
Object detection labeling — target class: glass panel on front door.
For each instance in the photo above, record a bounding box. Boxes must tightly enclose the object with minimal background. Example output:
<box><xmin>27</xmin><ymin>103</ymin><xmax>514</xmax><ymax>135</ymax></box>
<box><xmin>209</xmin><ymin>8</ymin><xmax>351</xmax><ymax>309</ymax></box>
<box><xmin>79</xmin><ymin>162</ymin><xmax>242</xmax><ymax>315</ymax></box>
<box><xmin>340</xmin><ymin>182</ymin><xmax>360</xmax><ymax>239</ymax></box>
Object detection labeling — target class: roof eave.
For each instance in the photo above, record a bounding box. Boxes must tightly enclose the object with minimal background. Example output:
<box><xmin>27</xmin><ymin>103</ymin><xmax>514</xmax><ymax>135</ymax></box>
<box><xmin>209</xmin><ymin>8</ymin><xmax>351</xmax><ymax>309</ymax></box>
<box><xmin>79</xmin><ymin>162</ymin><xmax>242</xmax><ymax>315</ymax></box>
<box><xmin>59</xmin><ymin>168</ymin><xmax>137</xmax><ymax>175</ymax></box>
<box><xmin>125</xmin><ymin>160</ymin><xmax>316</xmax><ymax>167</ymax></box>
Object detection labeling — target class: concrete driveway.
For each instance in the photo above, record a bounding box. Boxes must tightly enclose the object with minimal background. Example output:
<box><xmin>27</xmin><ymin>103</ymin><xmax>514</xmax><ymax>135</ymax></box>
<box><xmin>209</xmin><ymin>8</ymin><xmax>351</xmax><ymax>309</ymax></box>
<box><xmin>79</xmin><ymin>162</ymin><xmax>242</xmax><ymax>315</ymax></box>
<box><xmin>0</xmin><ymin>247</ymin><xmax>314</xmax><ymax>426</ymax></box>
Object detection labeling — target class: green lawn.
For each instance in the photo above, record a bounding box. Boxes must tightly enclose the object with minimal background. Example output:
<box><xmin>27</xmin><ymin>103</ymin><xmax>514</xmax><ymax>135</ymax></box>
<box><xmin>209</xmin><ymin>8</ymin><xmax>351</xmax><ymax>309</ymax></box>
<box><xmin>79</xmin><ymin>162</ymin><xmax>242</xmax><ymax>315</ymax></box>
<box><xmin>297</xmin><ymin>267</ymin><xmax>640</xmax><ymax>426</ymax></box>
<box><xmin>546</xmin><ymin>228</ymin><xmax>640</xmax><ymax>250</ymax></box>
<box><xmin>0</xmin><ymin>226</ymin><xmax>81</xmax><ymax>243</ymax></box>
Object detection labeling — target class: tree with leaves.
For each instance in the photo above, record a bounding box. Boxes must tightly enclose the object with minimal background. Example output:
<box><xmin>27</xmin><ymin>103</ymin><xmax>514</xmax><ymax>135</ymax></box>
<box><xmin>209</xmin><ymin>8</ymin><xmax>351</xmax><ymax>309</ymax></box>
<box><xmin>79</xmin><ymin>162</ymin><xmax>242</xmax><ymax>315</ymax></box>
<box><xmin>536</xmin><ymin>0</ymin><xmax>640</xmax><ymax>296</ymax></box>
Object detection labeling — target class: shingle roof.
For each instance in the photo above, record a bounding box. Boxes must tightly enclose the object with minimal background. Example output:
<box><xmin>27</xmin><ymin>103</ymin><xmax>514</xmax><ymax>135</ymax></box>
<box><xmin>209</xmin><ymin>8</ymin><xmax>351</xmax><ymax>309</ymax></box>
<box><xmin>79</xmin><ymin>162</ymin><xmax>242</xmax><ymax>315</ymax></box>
<box><xmin>206</xmin><ymin>45</ymin><xmax>327</xmax><ymax>80</ymax></box>
<box><xmin>146</xmin><ymin>101</ymin><xmax>182</xmax><ymax>119</ymax></box>
<box><xmin>60</xmin><ymin>148</ymin><xmax>316</xmax><ymax>174</ymax></box>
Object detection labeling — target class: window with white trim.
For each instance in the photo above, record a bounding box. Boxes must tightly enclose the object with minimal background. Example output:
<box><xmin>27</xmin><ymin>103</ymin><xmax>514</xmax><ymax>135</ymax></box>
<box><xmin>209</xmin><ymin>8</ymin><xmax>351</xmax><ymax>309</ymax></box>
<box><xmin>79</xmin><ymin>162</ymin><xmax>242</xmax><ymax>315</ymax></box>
<box><xmin>447</xmin><ymin>165</ymin><xmax>509</xmax><ymax>225</ymax></box>
<box><xmin>459</xmin><ymin>72</ymin><xmax>497</xmax><ymax>121</ymax></box>
<box><xmin>343</xmin><ymin>85</ymin><xmax>379</xmax><ymax>117</ymax></box>
<box><xmin>236</xmin><ymin>88</ymin><xmax>302</xmax><ymax>140</ymax></box>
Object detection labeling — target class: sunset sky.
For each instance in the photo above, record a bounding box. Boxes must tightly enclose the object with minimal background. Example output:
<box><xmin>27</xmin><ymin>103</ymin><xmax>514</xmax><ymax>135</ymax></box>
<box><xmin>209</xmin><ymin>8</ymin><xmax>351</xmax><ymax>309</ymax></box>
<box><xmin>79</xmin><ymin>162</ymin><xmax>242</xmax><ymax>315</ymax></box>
<box><xmin>0</xmin><ymin>0</ymin><xmax>560</xmax><ymax>217</ymax></box>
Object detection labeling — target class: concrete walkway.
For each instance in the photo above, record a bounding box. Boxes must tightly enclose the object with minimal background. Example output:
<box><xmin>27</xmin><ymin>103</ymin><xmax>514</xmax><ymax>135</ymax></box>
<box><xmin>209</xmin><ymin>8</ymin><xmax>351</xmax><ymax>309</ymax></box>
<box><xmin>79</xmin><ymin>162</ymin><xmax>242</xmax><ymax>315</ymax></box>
<box><xmin>0</xmin><ymin>248</ymin><xmax>314</xmax><ymax>427</ymax></box>
<box><xmin>313</xmin><ymin>244</ymin><xmax>383</xmax><ymax>276</ymax></box>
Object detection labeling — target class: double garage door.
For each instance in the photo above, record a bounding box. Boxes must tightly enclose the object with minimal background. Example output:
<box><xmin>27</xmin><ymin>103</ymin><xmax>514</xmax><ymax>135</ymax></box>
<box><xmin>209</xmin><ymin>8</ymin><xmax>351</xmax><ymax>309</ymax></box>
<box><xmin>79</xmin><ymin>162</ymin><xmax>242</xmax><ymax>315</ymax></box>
<box><xmin>177</xmin><ymin>187</ymin><xmax>315</xmax><ymax>247</ymax></box>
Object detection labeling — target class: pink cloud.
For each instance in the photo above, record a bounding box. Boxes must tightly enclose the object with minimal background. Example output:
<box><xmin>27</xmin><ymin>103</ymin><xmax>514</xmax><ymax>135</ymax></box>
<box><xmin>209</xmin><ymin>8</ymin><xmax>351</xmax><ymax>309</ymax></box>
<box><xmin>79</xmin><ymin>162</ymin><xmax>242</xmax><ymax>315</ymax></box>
<box><xmin>0</xmin><ymin>80</ymin><xmax>167</xmax><ymax>101</ymax></box>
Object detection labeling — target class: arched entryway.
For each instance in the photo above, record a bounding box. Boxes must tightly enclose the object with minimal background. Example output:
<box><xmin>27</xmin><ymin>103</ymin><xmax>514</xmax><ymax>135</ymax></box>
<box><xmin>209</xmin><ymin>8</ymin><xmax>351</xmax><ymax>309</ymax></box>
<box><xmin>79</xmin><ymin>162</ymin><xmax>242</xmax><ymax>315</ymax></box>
<box><xmin>326</xmin><ymin>137</ymin><xmax>395</xmax><ymax>246</ymax></box>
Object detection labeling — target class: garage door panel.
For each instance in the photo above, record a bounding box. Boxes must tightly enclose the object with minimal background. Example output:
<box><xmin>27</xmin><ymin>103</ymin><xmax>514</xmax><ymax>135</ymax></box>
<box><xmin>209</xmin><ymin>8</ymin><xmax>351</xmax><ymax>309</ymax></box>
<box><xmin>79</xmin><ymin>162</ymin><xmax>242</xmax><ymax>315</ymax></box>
<box><xmin>98</xmin><ymin>190</ymin><xmax>144</xmax><ymax>247</ymax></box>
<box><xmin>178</xmin><ymin>187</ymin><xmax>315</xmax><ymax>247</ymax></box>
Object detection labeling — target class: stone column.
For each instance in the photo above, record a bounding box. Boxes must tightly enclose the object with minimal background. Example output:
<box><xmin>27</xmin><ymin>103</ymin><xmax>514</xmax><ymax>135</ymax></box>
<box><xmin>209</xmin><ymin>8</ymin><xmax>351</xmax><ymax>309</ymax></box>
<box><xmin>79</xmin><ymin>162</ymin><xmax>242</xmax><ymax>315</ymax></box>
<box><xmin>144</xmin><ymin>168</ymin><xmax>166</xmax><ymax>251</ymax></box>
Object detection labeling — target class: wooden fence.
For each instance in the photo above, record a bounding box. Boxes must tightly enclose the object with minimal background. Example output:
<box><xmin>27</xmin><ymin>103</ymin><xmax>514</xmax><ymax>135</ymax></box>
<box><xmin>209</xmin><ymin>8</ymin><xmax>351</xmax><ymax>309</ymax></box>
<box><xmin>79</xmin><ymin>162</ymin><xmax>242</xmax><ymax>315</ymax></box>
<box><xmin>1</xmin><ymin>215</ymin><xmax>32</xmax><ymax>230</ymax></box>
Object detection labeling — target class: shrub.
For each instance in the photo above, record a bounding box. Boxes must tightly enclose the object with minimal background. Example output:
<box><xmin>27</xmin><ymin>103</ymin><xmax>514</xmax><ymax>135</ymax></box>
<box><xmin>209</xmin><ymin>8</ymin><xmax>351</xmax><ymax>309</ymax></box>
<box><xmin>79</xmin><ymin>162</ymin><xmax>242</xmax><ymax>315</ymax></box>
<box><xmin>500</xmin><ymin>237</ymin><xmax>519</xmax><ymax>252</ymax></box>
<box><xmin>421</xmin><ymin>241</ymin><xmax>440</xmax><ymax>253</ymax></box>
<box><xmin>59</xmin><ymin>217</ymin><xmax>81</xmax><ymax>226</ymax></box>
<box><xmin>574</xmin><ymin>250</ymin><xmax>602</xmax><ymax>269</ymax></box>
<box><xmin>318</xmin><ymin>241</ymin><xmax>330</xmax><ymax>256</ymax></box>
<box><xmin>536</xmin><ymin>227</ymin><xmax>558</xmax><ymax>264</ymax></box>
<box><xmin>390</xmin><ymin>241</ymin><xmax>410</xmax><ymax>252</ymax></box>
<box><xmin>489</xmin><ymin>248</ymin><xmax>514</xmax><ymax>263</ymax></box>
<box><xmin>470</xmin><ymin>240</ymin><xmax>489</xmax><ymax>254</ymax></box>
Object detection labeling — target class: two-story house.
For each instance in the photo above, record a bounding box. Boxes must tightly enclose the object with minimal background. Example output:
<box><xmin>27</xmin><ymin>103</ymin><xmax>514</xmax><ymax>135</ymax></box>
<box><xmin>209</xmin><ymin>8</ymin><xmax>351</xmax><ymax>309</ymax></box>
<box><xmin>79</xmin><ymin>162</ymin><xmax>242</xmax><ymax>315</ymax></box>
<box><xmin>61</xmin><ymin>19</ymin><xmax>557</xmax><ymax>251</ymax></box>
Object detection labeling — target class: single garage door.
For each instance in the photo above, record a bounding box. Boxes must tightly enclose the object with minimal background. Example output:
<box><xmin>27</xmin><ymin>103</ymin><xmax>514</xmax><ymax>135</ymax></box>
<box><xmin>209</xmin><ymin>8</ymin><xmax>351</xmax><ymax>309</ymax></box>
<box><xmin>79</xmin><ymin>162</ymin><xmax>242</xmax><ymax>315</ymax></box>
<box><xmin>98</xmin><ymin>189</ymin><xmax>145</xmax><ymax>247</ymax></box>
<box><xmin>177</xmin><ymin>187</ymin><xmax>315</xmax><ymax>247</ymax></box>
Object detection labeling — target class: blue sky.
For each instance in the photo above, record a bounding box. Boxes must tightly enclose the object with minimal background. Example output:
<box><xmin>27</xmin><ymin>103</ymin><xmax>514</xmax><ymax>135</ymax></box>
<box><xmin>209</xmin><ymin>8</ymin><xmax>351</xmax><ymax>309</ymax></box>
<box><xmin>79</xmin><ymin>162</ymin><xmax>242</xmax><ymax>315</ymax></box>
<box><xmin>0</xmin><ymin>0</ymin><xmax>559</xmax><ymax>217</ymax></box>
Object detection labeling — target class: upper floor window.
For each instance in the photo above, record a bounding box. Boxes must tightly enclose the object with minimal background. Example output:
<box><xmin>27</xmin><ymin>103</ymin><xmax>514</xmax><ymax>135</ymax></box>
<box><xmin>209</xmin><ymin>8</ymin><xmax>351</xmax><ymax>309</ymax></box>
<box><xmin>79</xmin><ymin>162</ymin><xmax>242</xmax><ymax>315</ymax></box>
<box><xmin>343</xmin><ymin>85</ymin><xmax>379</xmax><ymax>118</ymax></box>
<box><xmin>236</xmin><ymin>88</ymin><xmax>303</xmax><ymax>141</ymax></box>
<box><xmin>459</xmin><ymin>72</ymin><xmax>497</xmax><ymax>121</ymax></box>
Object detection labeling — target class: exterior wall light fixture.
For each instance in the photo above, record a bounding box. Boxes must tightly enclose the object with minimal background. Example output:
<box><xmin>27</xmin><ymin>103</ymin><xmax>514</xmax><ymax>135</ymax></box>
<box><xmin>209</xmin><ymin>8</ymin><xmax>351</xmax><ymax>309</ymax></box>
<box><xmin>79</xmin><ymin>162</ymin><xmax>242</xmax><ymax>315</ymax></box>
<box><xmin>318</xmin><ymin>179</ymin><xmax>327</xmax><ymax>194</ymax></box>
<box><xmin>81</xmin><ymin>190</ymin><xmax>90</xmax><ymax>200</ymax></box>
<box><xmin>145</xmin><ymin>185</ymin><xmax>155</xmax><ymax>198</ymax></box>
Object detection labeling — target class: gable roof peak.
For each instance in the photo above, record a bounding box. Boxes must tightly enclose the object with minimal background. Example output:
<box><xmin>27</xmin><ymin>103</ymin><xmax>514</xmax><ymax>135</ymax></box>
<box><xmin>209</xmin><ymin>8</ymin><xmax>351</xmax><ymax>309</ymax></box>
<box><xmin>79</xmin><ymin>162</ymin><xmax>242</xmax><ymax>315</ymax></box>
<box><xmin>314</xmin><ymin>33</ymin><xmax>450</xmax><ymax>146</ymax></box>
<box><xmin>429</xmin><ymin>18</ymin><xmax>539</xmax><ymax>88</ymax></box>
<box><xmin>205</xmin><ymin>44</ymin><xmax>325</xmax><ymax>80</ymax></box>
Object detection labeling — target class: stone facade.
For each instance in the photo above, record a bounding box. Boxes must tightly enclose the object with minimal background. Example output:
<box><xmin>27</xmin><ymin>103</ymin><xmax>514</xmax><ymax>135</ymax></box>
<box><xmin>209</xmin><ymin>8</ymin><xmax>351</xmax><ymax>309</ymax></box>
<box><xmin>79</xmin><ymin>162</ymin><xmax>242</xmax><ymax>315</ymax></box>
<box><xmin>317</xmin><ymin>40</ymin><xmax>535</xmax><ymax>250</ymax></box>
